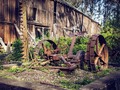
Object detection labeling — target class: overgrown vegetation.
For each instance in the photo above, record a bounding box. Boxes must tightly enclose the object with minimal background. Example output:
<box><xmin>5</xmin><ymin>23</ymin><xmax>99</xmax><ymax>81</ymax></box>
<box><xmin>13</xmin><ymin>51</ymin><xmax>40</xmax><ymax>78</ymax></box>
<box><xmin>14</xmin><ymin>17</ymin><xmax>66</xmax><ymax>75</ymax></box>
<box><xmin>94</xmin><ymin>68</ymin><xmax>114</xmax><ymax>79</ymax></box>
<box><xmin>59</xmin><ymin>68</ymin><xmax>115</xmax><ymax>90</ymax></box>
<box><xmin>55</xmin><ymin>36</ymin><xmax>88</xmax><ymax>54</ymax></box>
<box><xmin>75</xmin><ymin>77</ymin><xmax>93</xmax><ymax>85</ymax></box>
<box><xmin>58</xmin><ymin>71</ymin><xmax>66</xmax><ymax>77</ymax></box>
<box><xmin>8</xmin><ymin>66</ymin><xmax>25</xmax><ymax>73</ymax></box>
<box><xmin>29</xmin><ymin>47</ymin><xmax>34</xmax><ymax>60</ymax></box>
<box><xmin>56</xmin><ymin>37</ymin><xmax>72</xmax><ymax>54</ymax></box>
<box><xmin>59</xmin><ymin>77</ymin><xmax>93</xmax><ymax>90</ymax></box>
<box><xmin>0</xmin><ymin>39</ymin><xmax>23</xmax><ymax>63</ymax></box>
<box><xmin>12</xmin><ymin>39</ymin><xmax>23</xmax><ymax>61</ymax></box>
<box><xmin>0</xmin><ymin>65</ymin><xmax>3</xmax><ymax>70</ymax></box>
<box><xmin>73</xmin><ymin>37</ymin><xmax>89</xmax><ymax>54</ymax></box>
<box><xmin>101</xmin><ymin>20</ymin><xmax>120</xmax><ymax>64</ymax></box>
<box><xmin>60</xmin><ymin>79</ymin><xmax>81</xmax><ymax>90</ymax></box>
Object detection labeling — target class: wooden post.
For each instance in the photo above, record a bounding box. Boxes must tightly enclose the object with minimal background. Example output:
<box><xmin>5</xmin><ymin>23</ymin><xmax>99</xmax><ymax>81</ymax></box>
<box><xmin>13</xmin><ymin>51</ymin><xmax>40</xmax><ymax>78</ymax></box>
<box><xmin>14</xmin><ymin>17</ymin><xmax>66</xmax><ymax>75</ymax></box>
<box><xmin>19</xmin><ymin>0</ymin><xmax>29</xmax><ymax>61</ymax></box>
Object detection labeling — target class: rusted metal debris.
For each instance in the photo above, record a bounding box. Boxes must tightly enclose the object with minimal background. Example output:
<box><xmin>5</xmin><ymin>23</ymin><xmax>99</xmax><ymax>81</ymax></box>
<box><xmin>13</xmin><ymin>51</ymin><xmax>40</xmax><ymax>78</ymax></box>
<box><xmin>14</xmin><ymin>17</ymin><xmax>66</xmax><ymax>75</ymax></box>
<box><xmin>31</xmin><ymin>33</ymin><xmax>108</xmax><ymax>72</ymax></box>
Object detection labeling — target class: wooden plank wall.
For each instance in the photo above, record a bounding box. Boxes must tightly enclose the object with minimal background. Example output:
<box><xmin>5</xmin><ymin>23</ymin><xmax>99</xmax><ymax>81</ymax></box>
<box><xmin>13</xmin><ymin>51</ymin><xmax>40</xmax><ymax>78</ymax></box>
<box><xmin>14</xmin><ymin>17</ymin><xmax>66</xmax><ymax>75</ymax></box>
<box><xmin>55</xmin><ymin>1</ymin><xmax>100</xmax><ymax>36</ymax></box>
<box><xmin>0</xmin><ymin>0</ymin><xmax>100</xmax><ymax>45</ymax></box>
<box><xmin>26</xmin><ymin>0</ymin><xmax>53</xmax><ymax>26</ymax></box>
<box><xmin>0</xmin><ymin>0</ymin><xmax>4</xmax><ymax>39</ymax></box>
<box><xmin>26</xmin><ymin>0</ymin><xmax>54</xmax><ymax>38</ymax></box>
<box><xmin>0</xmin><ymin>0</ymin><xmax>54</xmax><ymax>44</ymax></box>
<box><xmin>0</xmin><ymin>0</ymin><xmax>17</xmax><ymax>44</ymax></box>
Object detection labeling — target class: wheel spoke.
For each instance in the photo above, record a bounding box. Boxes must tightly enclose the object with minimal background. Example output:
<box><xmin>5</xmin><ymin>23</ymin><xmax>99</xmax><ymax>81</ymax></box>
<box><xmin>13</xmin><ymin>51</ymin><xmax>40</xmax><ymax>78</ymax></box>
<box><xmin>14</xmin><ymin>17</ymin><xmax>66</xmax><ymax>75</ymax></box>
<box><xmin>99</xmin><ymin>58</ymin><xmax>106</xmax><ymax>64</ymax></box>
<box><xmin>98</xmin><ymin>44</ymin><xmax>105</xmax><ymax>55</ymax></box>
<box><xmin>94</xmin><ymin>56</ymin><xmax>99</xmax><ymax>65</ymax></box>
<box><xmin>94</xmin><ymin>44</ymin><xmax>105</xmax><ymax>67</ymax></box>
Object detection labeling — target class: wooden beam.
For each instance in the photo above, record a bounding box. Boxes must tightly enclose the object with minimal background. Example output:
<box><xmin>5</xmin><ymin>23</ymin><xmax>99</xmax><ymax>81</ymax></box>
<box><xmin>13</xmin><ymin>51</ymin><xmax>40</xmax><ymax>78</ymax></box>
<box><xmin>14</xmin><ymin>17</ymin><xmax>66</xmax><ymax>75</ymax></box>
<box><xmin>27</xmin><ymin>21</ymin><xmax>50</xmax><ymax>27</ymax></box>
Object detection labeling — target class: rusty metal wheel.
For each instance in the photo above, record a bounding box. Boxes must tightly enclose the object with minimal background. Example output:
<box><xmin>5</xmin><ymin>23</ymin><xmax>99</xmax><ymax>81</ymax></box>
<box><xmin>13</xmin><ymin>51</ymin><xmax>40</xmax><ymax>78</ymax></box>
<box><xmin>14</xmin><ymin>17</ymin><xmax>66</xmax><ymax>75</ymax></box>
<box><xmin>86</xmin><ymin>35</ymin><xmax>109</xmax><ymax>71</ymax></box>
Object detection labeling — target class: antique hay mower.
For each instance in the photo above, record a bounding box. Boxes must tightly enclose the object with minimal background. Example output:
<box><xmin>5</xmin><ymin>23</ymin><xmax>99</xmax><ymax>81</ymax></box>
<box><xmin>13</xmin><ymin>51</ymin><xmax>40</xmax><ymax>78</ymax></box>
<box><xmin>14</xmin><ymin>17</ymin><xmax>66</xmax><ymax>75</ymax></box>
<box><xmin>31</xmin><ymin>34</ymin><xmax>109</xmax><ymax>72</ymax></box>
<box><xmin>17</xmin><ymin>0</ymin><xmax>108</xmax><ymax>72</ymax></box>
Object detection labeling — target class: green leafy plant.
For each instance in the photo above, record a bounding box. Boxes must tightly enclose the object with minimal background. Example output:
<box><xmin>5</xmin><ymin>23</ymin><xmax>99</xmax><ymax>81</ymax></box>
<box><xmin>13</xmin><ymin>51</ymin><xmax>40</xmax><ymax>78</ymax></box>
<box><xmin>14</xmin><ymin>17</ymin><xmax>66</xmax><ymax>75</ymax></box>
<box><xmin>59</xmin><ymin>80</ymin><xmax>81</xmax><ymax>90</ymax></box>
<box><xmin>8</xmin><ymin>66</ymin><xmax>25</xmax><ymax>73</ymax></box>
<box><xmin>101</xmin><ymin>20</ymin><xmax>120</xmax><ymax>64</ymax></box>
<box><xmin>75</xmin><ymin>76</ymin><xmax>93</xmax><ymax>86</ymax></box>
<box><xmin>39</xmin><ymin>67</ymin><xmax>49</xmax><ymax>72</ymax></box>
<box><xmin>80</xmin><ymin>77</ymin><xmax>93</xmax><ymax>85</ymax></box>
<box><xmin>73</xmin><ymin>37</ymin><xmax>89</xmax><ymax>54</ymax></box>
<box><xmin>12</xmin><ymin>39</ymin><xmax>23</xmax><ymax>61</ymax></box>
<box><xmin>29</xmin><ymin>47</ymin><xmax>34</xmax><ymax>60</ymax></box>
<box><xmin>58</xmin><ymin>71</ymin><xmax>65</xmax><ymax>77</ymax></box>
<box><xmin>95</xmin><ymin>68</ymin><xmax>114</xmax><ymax>78</ymax></box>
<box><xmin>56</xmin><ymin>37</ymin><xmax>72</xmax><ymax>54</ymax></box>
<box><xmin>59</xmin><ymin>76</ymin><xmax>93</xmax><ymax>90</ymax></box>
<box><xmin>0</xmin><ymin>65</ymin><xmax>3</xmax><ymax>70</ymax></box>
<box><xmin>4</xmin><ymin>54</ymin><xmax>14</xmax><ymax>63</ymax></box>
<box><xmin>54</xmin><ymin>37</ymin><xmax>88</xmax><ymax>54</ymax></box>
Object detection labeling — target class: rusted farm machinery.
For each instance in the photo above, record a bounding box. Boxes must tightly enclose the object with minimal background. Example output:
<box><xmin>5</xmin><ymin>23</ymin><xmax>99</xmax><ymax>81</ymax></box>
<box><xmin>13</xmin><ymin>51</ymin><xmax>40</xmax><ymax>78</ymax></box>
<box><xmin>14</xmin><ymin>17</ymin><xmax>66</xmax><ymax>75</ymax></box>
<box><xmin>18</xmin><ymin>0</ymin><xmax>108</xmax><ymax>72</ymax></box>
<box><xmin>31</xmin><ymin>34</ymin><xmax>108</xmax><ymax>72</ymax></box>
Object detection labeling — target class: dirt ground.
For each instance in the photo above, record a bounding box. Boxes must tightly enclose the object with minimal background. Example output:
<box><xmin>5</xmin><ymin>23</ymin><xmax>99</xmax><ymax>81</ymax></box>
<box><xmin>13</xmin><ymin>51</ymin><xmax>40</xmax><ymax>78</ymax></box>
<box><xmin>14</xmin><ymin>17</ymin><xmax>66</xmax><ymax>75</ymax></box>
<box><xmin>0</xmin><ymin>68</ymin><xmax>93</xmax><ymax>84</ymax></box>
<box><xmin>0</xmin><ymin>67</ymin><xmax>94</xmax><ymax>89</ymax></box>
<box><xmin>0</xmin><ymin>65</ymin><xmax>119</xmax><ymax>90</ymax></box>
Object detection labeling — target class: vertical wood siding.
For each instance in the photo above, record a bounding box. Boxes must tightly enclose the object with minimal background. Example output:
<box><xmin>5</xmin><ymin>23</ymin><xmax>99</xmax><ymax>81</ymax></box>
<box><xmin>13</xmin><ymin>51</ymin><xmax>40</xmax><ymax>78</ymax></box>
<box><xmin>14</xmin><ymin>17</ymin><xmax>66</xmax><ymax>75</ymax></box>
<box><xmin>0</xmin><ymin>0</ymin><xmax>100</xmax><ymax>44</ymax></box>
<box><xmin>0</xmin><ymin>0</ymin><xmax>17</xmax><ymax>44</ymax></box>
<box><xmin>55</xmin><ymin>1</ymin><xmax>100</xmax><ymax>36</ymax></box>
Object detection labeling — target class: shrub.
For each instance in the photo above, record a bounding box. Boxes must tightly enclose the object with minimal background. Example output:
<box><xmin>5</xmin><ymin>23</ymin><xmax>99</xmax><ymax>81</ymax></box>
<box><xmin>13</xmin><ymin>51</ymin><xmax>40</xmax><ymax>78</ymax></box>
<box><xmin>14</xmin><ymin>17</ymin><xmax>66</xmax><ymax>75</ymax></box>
<box><xmin>55</xmin><ymin>37</ymin><xmax>88</xmax><ymax>54</ymax></box>
<box><xmin>101</xmin><ymin>21</ymin><xmax>120</xmax><ymax>64</ymax></box>
<box><xmin>12</xmin><ymin>39</ymin><xmax>23</xmax><ymax>61</ymax></box>
<box><xmin>73</xmin><ymin>37</ymin><xmax>89</xmax><ymax>54</ymax></box>
<box><xmin>0</xmin><ymin>65</ymin><xmax>3</xmax><ymax>70</ymax></box>
<box><xmin>56</xmin><ymin>37</ymin><xmax>72</xmax><ymax>54</ymax></box>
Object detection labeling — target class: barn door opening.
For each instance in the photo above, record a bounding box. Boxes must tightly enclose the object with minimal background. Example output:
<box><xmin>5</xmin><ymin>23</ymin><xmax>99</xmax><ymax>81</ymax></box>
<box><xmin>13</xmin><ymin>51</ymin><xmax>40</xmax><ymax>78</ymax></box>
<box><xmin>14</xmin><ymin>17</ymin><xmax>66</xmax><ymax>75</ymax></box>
<box><xmin>35</xmin><ymin>26</ymin><xmax>50</xmax><ymax>40</ymax></box>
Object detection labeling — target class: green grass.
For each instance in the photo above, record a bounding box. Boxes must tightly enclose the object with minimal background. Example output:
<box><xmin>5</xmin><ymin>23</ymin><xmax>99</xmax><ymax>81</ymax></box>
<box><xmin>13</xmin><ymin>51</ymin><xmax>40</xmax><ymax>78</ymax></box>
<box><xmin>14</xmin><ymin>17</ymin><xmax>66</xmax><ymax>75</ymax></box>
<box><xmin>59</xmin><ymin>69</ymin><xmax>116</xmax><ymax>90</ymax></box>
<box><xmin>39</xmin><ymin>67</ymin><xmax>49</xmax><ymax>72</ymax></box>
<box><xmin>0</xmin><ymin>65</ymin><xmax>3</xmax><ymax>70</ymax></box>
<box><xmin>59</xmin><ymin>77</ymin><xmax>94</xmax><ymax>90</ymax></box>
<box><xmin>58</xmin><ymin>71</ymin><xmax>66</xmax><ymax>77</ymax></box>
<box><xmin>75</xmin><ymin>77</ymin><xmax>94</xmax><ymax>85</ymax></box>
<box><xmin>94</xmin><ymin>68</ymin><xmax>115</xmax><ymax>79</ymax></box>
<box><xmin>7</xmin><ymin>67</ymin><xmax>25</xmax><ymax>73</ymax></box>
<box><xmin>59</xmin><ymin>80</ymin><xmax>81</xmax><ymax>90</ymax></box>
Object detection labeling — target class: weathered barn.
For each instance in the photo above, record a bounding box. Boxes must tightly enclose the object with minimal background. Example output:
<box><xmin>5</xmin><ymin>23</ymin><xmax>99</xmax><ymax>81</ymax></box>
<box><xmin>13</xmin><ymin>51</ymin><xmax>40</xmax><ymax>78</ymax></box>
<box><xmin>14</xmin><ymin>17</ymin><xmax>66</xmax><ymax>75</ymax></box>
<box><xmin>0</xmin><ymin>0</ymin><xmax>100</xmax><ymax>45</ymax></box>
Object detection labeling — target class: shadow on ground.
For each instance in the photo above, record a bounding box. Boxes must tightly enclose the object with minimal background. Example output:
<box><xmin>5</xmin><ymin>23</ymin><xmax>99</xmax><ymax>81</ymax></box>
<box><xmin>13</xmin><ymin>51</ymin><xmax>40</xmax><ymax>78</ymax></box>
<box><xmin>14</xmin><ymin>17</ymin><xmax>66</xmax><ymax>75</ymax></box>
<box><xmin>0</xmin><ymin>82</ymin><xmax>31</xmax><ymax>90</ymax></box>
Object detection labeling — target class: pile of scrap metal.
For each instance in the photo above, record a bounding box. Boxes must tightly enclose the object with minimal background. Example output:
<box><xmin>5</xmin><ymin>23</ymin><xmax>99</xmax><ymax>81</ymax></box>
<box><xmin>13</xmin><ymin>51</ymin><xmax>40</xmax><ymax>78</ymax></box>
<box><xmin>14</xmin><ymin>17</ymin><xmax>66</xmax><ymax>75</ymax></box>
<box><xmin>31</xmin><ymin>34</ymin><xmax>109</xmax><ymax>72</ymax></box>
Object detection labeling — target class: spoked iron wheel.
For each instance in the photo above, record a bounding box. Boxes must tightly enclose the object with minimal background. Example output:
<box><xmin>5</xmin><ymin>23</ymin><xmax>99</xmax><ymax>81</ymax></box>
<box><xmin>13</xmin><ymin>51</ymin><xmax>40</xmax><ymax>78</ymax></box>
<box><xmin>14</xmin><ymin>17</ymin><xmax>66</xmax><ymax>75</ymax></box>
<box><xmin>86</xmin><ymin>35</ymin><xmax>109</xmax><ymax>71</ymax></box>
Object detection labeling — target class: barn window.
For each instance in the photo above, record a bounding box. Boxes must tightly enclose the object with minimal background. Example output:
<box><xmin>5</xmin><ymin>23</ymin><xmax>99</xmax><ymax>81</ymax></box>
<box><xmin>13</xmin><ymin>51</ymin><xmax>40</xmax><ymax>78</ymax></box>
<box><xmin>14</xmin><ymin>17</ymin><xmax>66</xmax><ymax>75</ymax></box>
<box><xmin>32</xmin><ymin>8</ymin><xmax>37</xmax><ymax>20</ymax></box>
<box><xmin>35</xmin><ymin>27</ymin><xmax>50</xmax><ymax>40</ymax></box>
<box><xmin>35</xmin><ymin>28</ymin><xmax>42</xmax><ymax>39</ymax></box>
